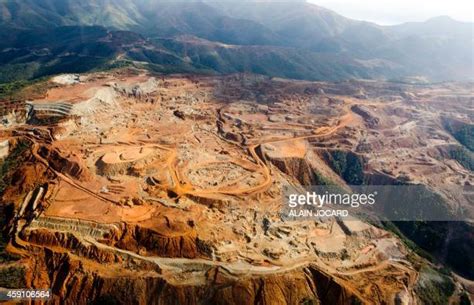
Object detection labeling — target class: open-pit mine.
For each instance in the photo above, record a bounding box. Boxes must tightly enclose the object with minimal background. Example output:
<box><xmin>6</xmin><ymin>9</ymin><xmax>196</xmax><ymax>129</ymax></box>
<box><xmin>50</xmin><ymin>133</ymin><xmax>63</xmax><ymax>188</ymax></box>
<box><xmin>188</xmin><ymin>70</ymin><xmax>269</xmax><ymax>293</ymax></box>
<box><xmin>0</xmin><ymin>69</ymin><xmax>473</xmax><ymax>304</ymax></box>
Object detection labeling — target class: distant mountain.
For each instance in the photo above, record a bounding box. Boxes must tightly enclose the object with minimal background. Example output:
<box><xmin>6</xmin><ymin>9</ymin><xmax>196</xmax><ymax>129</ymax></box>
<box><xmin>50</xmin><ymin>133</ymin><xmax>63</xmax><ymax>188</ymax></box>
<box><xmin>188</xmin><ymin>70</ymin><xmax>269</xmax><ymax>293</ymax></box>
<box><xmin>390</xmin><ymin>16</ymin><xmax>473</xmax><ymax>37</ymax></box>
<box><xmin>0</xmin><ymin>0</ymin><xmax>472</xmax><ymax>83</ymax></box>
<box><xmin>0</xmin><ymin>0</ymin><xmax>144</xmax><ymax>29</ymax></box>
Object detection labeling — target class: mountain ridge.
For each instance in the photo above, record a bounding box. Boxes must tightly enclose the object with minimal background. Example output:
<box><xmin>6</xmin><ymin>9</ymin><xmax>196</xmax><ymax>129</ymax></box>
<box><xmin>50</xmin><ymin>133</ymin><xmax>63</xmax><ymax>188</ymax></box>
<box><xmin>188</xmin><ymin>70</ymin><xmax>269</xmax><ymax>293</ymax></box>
<box><xmin>0</xmin><ymin>0</ymin><xmax>472</xmax><ymax>83</ymax></box>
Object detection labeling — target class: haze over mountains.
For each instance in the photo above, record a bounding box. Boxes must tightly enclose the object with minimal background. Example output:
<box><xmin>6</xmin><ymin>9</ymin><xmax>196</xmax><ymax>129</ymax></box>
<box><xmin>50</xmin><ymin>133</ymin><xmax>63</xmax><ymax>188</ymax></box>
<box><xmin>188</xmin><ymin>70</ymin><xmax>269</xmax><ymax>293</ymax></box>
<box><xmin>0</xmin><ymin>0</ymin><xmax>473</xmax><ymax>83</ymax></box>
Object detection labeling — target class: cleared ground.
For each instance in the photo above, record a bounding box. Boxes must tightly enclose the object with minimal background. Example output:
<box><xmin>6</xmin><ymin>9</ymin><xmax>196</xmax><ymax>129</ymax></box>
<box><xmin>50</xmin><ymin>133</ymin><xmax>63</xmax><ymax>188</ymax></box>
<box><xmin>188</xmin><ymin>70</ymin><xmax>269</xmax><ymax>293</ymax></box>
<box><xmin>0</xmin><ymin>70</ymin><xmax>472</xmax><ymax>304</ymax></box>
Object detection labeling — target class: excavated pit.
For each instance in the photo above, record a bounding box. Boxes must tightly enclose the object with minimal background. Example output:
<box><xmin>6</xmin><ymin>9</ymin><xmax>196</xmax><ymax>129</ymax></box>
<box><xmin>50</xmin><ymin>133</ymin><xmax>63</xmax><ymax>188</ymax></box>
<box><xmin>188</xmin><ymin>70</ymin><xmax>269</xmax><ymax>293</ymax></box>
<box><xmin>1</xmin><ymin>71</ymin><xmax>472</xmax><ymax>304</ymax></box>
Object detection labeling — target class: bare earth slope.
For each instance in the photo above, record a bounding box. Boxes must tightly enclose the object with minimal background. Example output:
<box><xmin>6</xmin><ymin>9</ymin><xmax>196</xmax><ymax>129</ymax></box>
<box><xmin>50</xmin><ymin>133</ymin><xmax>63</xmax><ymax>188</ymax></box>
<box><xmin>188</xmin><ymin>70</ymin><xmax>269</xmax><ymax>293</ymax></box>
<box><xmin>0</xmin><ymin>69</ymin><xmax>472</xmax><ymax>304</ymax></box>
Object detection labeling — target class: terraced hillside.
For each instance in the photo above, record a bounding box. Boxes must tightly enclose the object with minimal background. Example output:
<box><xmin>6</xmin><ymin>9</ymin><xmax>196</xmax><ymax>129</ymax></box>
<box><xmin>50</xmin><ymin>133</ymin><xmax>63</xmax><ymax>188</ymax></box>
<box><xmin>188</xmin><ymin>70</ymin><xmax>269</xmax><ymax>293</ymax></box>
<box><xmin>0</xmin><ymin>69</ymin><xmax>472</xmax><ymax>304</ymax></box>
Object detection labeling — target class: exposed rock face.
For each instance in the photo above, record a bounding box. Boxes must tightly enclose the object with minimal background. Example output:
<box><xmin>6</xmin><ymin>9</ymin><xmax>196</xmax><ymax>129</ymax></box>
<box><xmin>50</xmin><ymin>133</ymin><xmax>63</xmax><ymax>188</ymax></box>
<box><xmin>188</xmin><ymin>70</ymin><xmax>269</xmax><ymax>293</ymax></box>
<box><xmin>30</xmin><ymin>249</ymin><xmax>360</xmax><ymax>305</ymax></box>
<box><xmin>262</xmin><ymin>142</ymin><xmax>347</xmax><ymax>186</ymax></box>
<box><xmin>22</xmin><ymin>229</ymin><xmax>120</xmax><ymax>264</ymax></box>
<box><xmin>2</xmin><ymin>71</ymin><xmax>472</xmax><ymax>304</ymax></box>
<box><xmin>37</xmin><ymin>146</ymin><xmax>87</xmax><ymax>180</ymax></box>
<box><xmin>0</xmin><ymin>100</ymin><xmax>27</xmax><ymax>127</ymax></box>
<box><xmin>18</xmin><ymin>217</ymin><xmax>364</xmax><ymax>305</ymax></box>
<box><xmin>351</xmin><ymin>105</ymin><xmax>379</xmax><ymax>128</ymax></box>
<box><xmin>268</xmin><ymin>156</ymin><xmax>322</xmax><ymax>186</ymax></box>
<box><xmin>0</xmin><ymin>139</ymin><xmax>8</xmax><ymax>159</ymax></box>
<box><xmin>112</xmin><ymin>224</ymin><xmax>203</xmax><ymax>259</ymax></box>
<box><xmin>52</xmin><ymin>74</ymin><xmax>80</xmax><ymax>85</ymax></box>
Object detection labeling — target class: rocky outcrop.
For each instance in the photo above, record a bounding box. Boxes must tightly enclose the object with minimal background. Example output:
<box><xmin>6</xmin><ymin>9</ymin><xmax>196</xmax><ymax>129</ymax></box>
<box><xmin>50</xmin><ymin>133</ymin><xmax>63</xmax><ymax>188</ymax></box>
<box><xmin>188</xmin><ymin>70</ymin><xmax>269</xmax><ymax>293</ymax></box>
<box><xmin>0</xmin><ymin>139</ymin><xmax>9</xmax><ymax>159</ymax></box>
<box><xmin>0</xmin><ymin>100</ymin><xmax>27</xmax><ymax>127</ymax></box>
<box><xmin>264</xmin><ymin>145</ymin><xmax>346</xmax><ymax>186</ymax></box>
<box><xmin>21</xmin><ymin>229</ymin><xmax>120</xmax><ymax>264</ymax></box>
<box><xmin>186</xmin><ymin>194</ymin><xmax>233</xmax><ymax>209</ymax></box>
<box><xmin>351</xmin><ymin>105</ymin><xmax>379</xmax><ymax>129</ymax></box>
<box><xmin>30</xmin><ymin>249</ymin><xmax>361</xmax><ymax>305</ymax></box>
<box><xmin>205</xmin><ymin>266</ymin><xmax>360</xmax><ymax>305</ymax></box>
<box><xmin>14</xmin><ymin>217</ymin><xmax>365</xmax><ymax>304</ymax></box>
<box><xmin>37</xmin><ymin>146</ymin><xmax>87</xmax><ymax>180</ymax></box>
<box><xmin>29</xmin><ymin>217</ymin><xmax>118</xmax><ymax>239</ymax></box>
<box><xmin>270</xmin><ymin>156</ymin><xmax>320</xmax><ymax>185</ymax></box>
<box><xmin>25</xmin><ymin>217</ymin><xmax>209</xmax><ymax>260</ymax></box>
<box><xmin>112</xmin><ymin>224</ymin><xmax>204</xmax><ymax>259</ymax></box>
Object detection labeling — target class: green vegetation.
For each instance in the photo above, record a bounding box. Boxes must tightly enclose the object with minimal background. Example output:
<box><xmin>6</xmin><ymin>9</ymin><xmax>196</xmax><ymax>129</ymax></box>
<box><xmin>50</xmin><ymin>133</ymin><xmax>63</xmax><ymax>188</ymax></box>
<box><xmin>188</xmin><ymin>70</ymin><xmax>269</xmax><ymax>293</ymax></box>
<box><xmin>0</xmin><ymin>80</ymin><xmax>34</xmax><ymax>99</ymax></box>
<box><xmin>415</xmin><ymin>266</ymin><xmax>455</xmax><ymax>305</ymax></box>
<box><xmin>460</xmin><ymin>292</ymin><xmax>471</xmax><ymax>305</ymax></box>
<box><xmin>0</xmin><ymin>63</ymin><xmax>40</xmax><ymax>84</ymax></box>
<box><xmin>324</xmin><ymin>150</ymin><xmax>365</xmax><ymax>185</ymax></box>
<box><xmin>0</xmin><ymin>0</ymin><xmax>472</xmax><ymax>83</ymax></box>
<box><xmin>344</xmin><ymin>154</ymin><xmax>364</xmax><ymax>185</ymax></box>
<box><xmin>0</xmin><ymin>141</ymin><xmax>30</xmax><ymax>266</ymax></box>
<box><xmin>0</xmin><ymin>266</ymin><xmax>26</xmax><ymax>288</ymax></box>
<box><xmin>0</xmin><ymin>26</ymin><xmax>119</xmax><ymax>85</ymax></box>
<box><xmin>454</xmin><ymin>125</ymin><xmax>474</xmax><ymax>151</ymax></box>
<box><xmin>313</xmin><ymin>170</ymin><xmax>336</xmax><ymax>186</ymax></box>
<box><xmin>0</xmin><ymin>202</ymin><xmax>20</xmax><ymax>263</ymax></box>
<box><xmin>100</xmin><ymin>59</ymin><xmax>134</xmax><ymax>71</ymax></box>
<box><xmin>394</xmin><ymin>221</ymin><xmax>448</xmax><ymax>253</ymax></box>
<box><xmin>382</xmin><ymin>183</ymin><xmax>451</xmax><ymax>221</ymax></box>
<box><xmin>446</xmin><ymin>229</ymin><xmax>474</xmax><ymax>279</ymax></box>
<box><xmin>0</xmin><ymin>140</ymin><xmax>30</xmax><ymax>194</ymax></box>
<box><xmin>383</xmin><ymin>220</ymin><xmax>474</xmax><ymax>280</ymax></box>
<box><xmin>300</xmin><ymin>297</ymin><xmax>318</xmax><ymax>305</ymax></box>
<box><xmin>444</xmin><ymin>119</ymin><xmax>474</xmax><ymax>151</ymax></box>
<box><xmin>328</xmin><ymin>151</ymin><xmax>347</xmax><ymax>175</ymax></box>
<box><xmin>381</xmin><ymin>221</ymin><xmax>434</xmax><ymax>261</ymax></box>
<box><xmin>0</xmin><ymin>60</ymin><xmax>133</xmax><ymax>100</ymax></box>
<box><xmin>381</xmin><ymin>219</ymin><xmax>471</xmax><ymax>303</ymax></box>
<box><xmin>448</xmin><ymin>146</ymin><xmax>474</xmax><ymax>171</ymax></box>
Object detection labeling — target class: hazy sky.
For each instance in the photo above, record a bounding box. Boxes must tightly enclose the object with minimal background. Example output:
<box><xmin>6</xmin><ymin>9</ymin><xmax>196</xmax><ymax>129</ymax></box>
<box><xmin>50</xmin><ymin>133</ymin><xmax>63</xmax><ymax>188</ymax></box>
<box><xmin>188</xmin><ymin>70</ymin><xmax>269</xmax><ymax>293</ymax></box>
<box><xmin>311</xmin><ymin>0</ymin><xmax>474</xmax><ymax>24</ymax></box>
